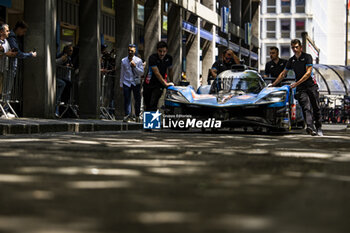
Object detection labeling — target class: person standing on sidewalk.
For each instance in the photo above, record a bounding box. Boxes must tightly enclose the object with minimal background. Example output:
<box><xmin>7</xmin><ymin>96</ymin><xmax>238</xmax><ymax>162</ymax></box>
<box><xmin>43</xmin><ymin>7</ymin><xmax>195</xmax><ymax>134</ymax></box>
<box><xmin>6</xmin><ymin>20</ymin><xmax>37</xmax><ymax>116</ymax></box>
<box><xmin>7</xmin><ymin>20</ymin><xmax>37</xmax><ymax>77</ymax></box>
<box><xmin>55</xmin><ymin>44</ymin><xmax>74</xmax><ymax>117</ymax></box>
<box><xmin>0</xmin><ymin>23</ymin><xmax>18</xmax><ymax>118</ymax></box>
<box><xmin>0</xmin><ymin>23</ymin><xmax>17</xmax><ymax>95</ymax></box>
<box><xmin>120</xmin><ymin>44</ymin><xmax>144</xmax><ymax>122</ymax></box>
<box><xmin>270</xmin><ymin>39</ymin><xmax>322</xmax><ymax>136</ymax></box>
<box><xmin>143</xmin><ymin>41</ymin><xmax>174</xmax><ymax>112</ymax></box>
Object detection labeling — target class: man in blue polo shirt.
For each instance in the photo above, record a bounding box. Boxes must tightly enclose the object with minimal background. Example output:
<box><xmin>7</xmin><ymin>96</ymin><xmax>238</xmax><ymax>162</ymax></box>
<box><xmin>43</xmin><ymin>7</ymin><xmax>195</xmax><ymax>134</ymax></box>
<box><xmin>270</xmin><ymin>39</ymin><xmax>322</xmax><ymax>136</ymax></box>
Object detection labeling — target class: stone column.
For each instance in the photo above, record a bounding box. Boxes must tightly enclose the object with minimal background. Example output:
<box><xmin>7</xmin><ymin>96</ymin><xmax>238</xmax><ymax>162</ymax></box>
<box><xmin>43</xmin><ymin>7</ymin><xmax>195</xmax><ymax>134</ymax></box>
<box><xmin>167</xmin><ymin>4</ymin><xmax>183</xmax><ymax>84</ymax></box>
<box><xmin>291</xmin><ymin>0</ymin><xmax>296</xmax><ymax>14</ymax></box>
<box><xmin>144</xmin><ymin>0</ymin><xmax>161</xmax><ymax>63</ymax></box>
<box><xmin>276</xmin><ymin>17</ymin><xmax>281</xmax><ymax>39</ymax></box>
<box><xmin>276</xmin><ymin>0</ymin><xmax>281</xmax><ymax>14</ymax></box>
<box><xmin>201</xmin><ymin>0</ymin><xmax>216</xmax><ymax>85</ymax></box>
<box><xmin>22</xmin><ymin>0</ymin><xmax>56</xmax><ymax>118</ymax></box>
<box><xmin>291</xmin><ymin>16</ymin><xmax>296</xmax><ymax>39</ymax></box>
<box><xmin>114</xmin><ymin>0</ymin><xmax>135</xmax><ymax>119</ymax></box>
<box><xmin>186</xmin><ymin>16</ymin><xmax>200</xmax><ymax>90</ymax></box>
<box><xmin>78</xmin><ymin>0</ymin><xmax>101</xmax><ymax>118</ymax></box>
<box><xmin>232</xmin><ymin>0</ymin><xmax>242</xmax><ymax>59</ymax></box>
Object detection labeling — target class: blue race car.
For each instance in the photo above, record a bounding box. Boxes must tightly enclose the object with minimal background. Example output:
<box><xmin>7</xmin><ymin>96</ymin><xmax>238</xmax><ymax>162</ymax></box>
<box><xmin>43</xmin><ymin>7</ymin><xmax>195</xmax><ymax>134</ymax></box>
<box><xmin>164</xmin><ymin>65</ymin><xmax>304</xmax><ymax>131</ymax></box>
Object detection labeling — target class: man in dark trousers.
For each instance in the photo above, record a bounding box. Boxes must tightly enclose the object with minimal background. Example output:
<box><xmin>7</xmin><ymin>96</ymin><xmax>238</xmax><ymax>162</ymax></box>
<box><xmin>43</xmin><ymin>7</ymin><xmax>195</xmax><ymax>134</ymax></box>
<box><xmin>143</xmin><ymin>41</ymin><xmax>173</xmax><ymax>111</ymax></box>
<box><xmin>210</xmin><ymin>48</ymin><xmax>240</xmax><ymax>79</ymax></box>
<box><xmin>264</xmin><ymin>46</ymin><xmax>287</xmax><ymax>86</ymax></box>
<box><xmin>8</xmin><ymin>20</ymin><xmax>37</xmax><ymax>76</ymax></box>
<box><xmin>120</xmin><ymin>44</ymin><xmax>144</xmax><ymax>122</ymax></box>
<box><xmin>270</xmin><ymin>39</ymin><xmax>322</xmax><ymax>136</ymax></box>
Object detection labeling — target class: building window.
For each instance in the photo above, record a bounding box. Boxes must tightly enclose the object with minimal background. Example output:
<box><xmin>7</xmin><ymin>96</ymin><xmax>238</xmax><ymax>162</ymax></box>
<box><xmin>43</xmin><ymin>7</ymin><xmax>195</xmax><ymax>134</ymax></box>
<box><xmin>266</xmin><ymin>20</ymin><xmax>276</xmax><ymax>38</ymax></box>
<box><xmin>103</xmin><ymin>0</ymin><xmax>114</xmax><ymax>9</ymax></box>
<box><xmin>280</xmin><ymin>45</ymin><xmax>291</xmax><ymax>60</ymax></box>
<box><xmin>60</xmin><ymin>25</ymin><xmax>77</xmax><ymax>52</ymax></box>
<box><xmin>164</xmin><ymin>1</ymin><xmax>169</xmax><ymax>13</ymax></box>
<box><xmin>162</xmin><ymin>1</ymin><xmax>168</xmax><ymax>33</ymax></box>
<box><xmin>101</xmin><ymin>0</ymin><xmax>115</xmax><ymax>14</ymax></box>
<box><xmin>281</xmin><ymin>0</ymin><xmax>290</xmax><ymax>13</ymax></box>
<box><xmin>296</xmin><ymin>0</ymin><xmax>305</xmax><ymax>13</ymax></box>
<box><xmin>295</xmin><ymin>19</ymin><xmax>305</xmax><ymax>38</ymax></box>
<box><xmin>281</xmin><ymin>19</ymin><xmax>290</xmax><ymax>38</ymax></box>
<box><xmin>137</xmin><ymin>4</ymin><xmax>144</xmax><ymax>22</ymax></box>
<box><xmin>266</xmin><ymin>0</ymin><xmax>276</xmax><ymax>13</ymax></box>
<box><xmin>163</xmin><ymin>15</ymin><xmax>168</xmax><ymax>31</ymax></box>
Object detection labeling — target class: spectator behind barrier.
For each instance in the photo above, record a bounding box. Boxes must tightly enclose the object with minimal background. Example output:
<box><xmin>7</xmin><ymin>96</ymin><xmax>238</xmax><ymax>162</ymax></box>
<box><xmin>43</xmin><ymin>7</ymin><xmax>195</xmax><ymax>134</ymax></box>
<box><xmin>8</xmin><ymin>20</ymin><xmax>37</xmax><ymax>73</ymax></box>
<box><xmin>100</xmin><ymin>45</ymin><xmax>117</xmax><ymax>118</ymax></box>
<box><xmin>55</xmin><ymin>44</ymin><xmax>74</xmax><ymax>117</ymax></box>
<box><xmin>5</xmin><ymin>20</ymin><xmax>37</xmax><ymax>117</ymax></box>
<box><xmin>0</xmin><ymin>23</ymin><xmax>18</xmax><ymax>118</ymax></box>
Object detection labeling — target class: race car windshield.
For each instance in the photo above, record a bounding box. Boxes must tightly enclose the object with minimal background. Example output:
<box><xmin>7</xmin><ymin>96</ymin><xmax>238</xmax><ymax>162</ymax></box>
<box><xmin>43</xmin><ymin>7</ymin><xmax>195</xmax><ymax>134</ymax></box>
<box><xmin>210</xmin><ymin>71</ymin><xmax>266</xmax><ymax>94</ymax></box>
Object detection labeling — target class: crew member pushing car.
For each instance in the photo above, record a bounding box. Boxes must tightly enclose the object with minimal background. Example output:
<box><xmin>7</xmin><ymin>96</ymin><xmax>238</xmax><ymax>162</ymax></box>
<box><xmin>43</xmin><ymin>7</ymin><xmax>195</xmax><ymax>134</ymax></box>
<box><xmin>264</xmin><ymin>46</ymin><xmax>287</xmax><ymax>86</ymax></box>
<box><xmin>210</xmin><ymin>48</ymin><xmax>240</xmax><ymax>79</ymax></box>
<box><xmin>270</xmin><ymin>39</ymin><xmax>322</xmax><ymax>136</ymax></box>
<box><xmin>143</xmin><ymin>41</ymin><xmax>174</xmax><ymax>111</ymax></box>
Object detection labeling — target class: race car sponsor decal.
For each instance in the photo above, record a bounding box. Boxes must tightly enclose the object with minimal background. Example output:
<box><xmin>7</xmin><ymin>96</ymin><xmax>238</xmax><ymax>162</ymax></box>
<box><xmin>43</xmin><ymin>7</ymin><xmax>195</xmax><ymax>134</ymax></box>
<box><xmin>236</xmin><ymin>95</ymin><xmax>253</xmax><ymax>100</ymax></box>
<box><xmin>191</xmin><ymin>90</ymin><xmax>215</xmax><ymax>100</ymax></box>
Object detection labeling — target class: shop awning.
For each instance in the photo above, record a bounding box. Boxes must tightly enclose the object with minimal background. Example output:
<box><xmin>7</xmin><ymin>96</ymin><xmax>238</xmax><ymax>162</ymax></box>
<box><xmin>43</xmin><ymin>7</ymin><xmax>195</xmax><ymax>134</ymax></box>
<box><xmin>313</xmin><ymin>64</ymin><xmax>349</xmax><ymax>96</ymax></box>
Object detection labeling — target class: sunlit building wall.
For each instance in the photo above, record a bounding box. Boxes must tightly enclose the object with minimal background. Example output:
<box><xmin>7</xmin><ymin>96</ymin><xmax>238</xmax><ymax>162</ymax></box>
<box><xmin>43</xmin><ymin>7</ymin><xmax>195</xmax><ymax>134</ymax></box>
<box><xmin>260</xmin><ymin>0</ymin><xmax>311</xmax><ymax>71</ymax></box>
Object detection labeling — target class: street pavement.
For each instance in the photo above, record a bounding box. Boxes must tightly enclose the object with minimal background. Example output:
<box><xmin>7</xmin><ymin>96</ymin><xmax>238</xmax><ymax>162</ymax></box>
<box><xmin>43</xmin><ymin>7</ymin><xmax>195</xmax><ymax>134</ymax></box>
<box><xmin>0</xmin><ymin>128</ymin><xmax>350</xmax><ymax>233</ymax></box>
<box><xmin>0</xmin><ymin>118</ymin><xmax>142</xmax><ymax>135</ymax></box>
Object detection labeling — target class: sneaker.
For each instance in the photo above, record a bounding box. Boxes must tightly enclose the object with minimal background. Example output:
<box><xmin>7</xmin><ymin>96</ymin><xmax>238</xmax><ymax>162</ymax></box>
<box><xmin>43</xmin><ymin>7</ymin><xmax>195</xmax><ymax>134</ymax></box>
<box><xmin>306</xmin><ymin>126</ymin><xmax>317</xmax><ymax>136</ymax></box>
<box><xmin>6</xmin><ymin>113</ymin><xmax>16</xmax><ymax>118</ymax></box>
<box><xmin>123</xmin><ymin>115</ymin><xmax>131</xmax><ymax>122</ymax></box>
<box><xmin>316</xmin><ymin>128</ymin><xmax>323</xmax><ymax>137</ymax></box>
<box><xmin>135</xmin><ymin>116</ymin><xmax>142</xmax><ymax>123</ymax></box>
<box><xmin>1</xmin><ymin>112</ymin><xmax>16</xmax><ymax>119</ymax></box>
<box><xmin>55</xmin><ymin>106</ymin><xmax>60</xmax><ymax>118</ymax></box>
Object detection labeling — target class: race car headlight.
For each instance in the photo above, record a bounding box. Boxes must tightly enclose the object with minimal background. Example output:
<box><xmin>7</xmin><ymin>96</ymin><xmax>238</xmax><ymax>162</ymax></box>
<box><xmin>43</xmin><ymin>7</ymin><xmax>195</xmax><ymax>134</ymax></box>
<box><xmin>256</xmin><ymin>91</ymin><xmax>287</xmax><ymax>104</ymax></box>
<box><xmin>165</xmin><ymin>89</ymin><xmax>189</xmax><ymax>103</ymax></box>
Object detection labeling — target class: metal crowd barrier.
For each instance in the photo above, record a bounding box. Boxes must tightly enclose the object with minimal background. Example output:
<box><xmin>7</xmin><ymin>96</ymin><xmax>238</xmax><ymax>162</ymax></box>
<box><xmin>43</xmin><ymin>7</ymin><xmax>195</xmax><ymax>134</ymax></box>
<box><xmin>56</xmin><ymin>65</ymin><xmax>79</xmax><ymax>118</ymax></box>
<box><xmin>0</xmin><ymin>57</ymin><xmax>21</xmax><ymax>118</ymax></box>
<box><xmin>320</xmin><ymin>96</ymin><xmax>350</xmax><ymax>124</ymax></box>
<box><xmin>100</xmin><ymin>73</ymin><xmax>115</xmax><ymax>120</ymax></box>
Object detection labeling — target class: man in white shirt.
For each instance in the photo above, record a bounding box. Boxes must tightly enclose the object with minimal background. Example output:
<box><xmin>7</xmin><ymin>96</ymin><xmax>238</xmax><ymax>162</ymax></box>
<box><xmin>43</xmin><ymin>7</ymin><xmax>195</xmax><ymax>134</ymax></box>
<box><xmin>120</xmin><ymin>44</ymin><xmax>144</xmax><ymax>122</ymax></box>
<box><xmin>0</xmin><ymin>23</ymin><xmax>17</xmax><ymax>118</ymax></box>
<box><xmin>0</xmin><ymin>24</ymin><xmax>17</xmax><ymax>90</ymax></box>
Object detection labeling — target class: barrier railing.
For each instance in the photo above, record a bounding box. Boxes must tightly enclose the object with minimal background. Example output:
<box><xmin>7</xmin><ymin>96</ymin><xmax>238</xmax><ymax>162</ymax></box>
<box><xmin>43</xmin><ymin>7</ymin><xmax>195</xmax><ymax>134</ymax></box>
<box><xmin>100</xmin><ymin>73</ymin><xmax>115</xmax><ymax>120</ymax></box>
<box><xmin>0</xmin><ymin>57</ymin><xmax>21</xmax><ymax>118</ymax></box>
<box><xmin>56</xmin><ymin>65</ymin><xmax>79</xmax><ymax>118</ymax></box>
